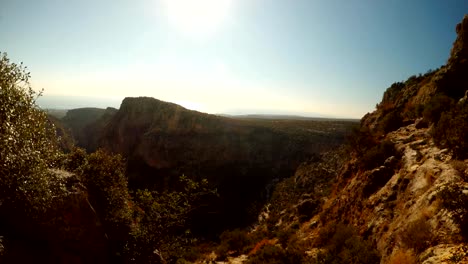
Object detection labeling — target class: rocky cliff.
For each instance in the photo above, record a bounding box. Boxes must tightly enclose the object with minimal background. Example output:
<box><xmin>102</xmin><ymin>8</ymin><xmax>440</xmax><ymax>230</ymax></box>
<box><xmin>98</xmin><ymin>97</ymin><xmax>354</xmax><ymax>230</ymax></box>
<box><xmin>62</xmin><ymin>107</ymin><xmax>117</xmax><ymax>152</ymax></box>
<box><xmin>207</xmin><ymin>14</ymin><xmax>468</xmax><ymax>264</ymax></box>
<box><xmin>301</xmin><ymin>14</ymin><xmax>468</xmax><ymax>264</ymax></box>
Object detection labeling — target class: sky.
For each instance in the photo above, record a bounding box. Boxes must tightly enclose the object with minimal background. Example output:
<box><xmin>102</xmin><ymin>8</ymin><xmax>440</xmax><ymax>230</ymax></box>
<box><xmin>1</xmin><ymin>0</ymin><xmax>467</xmax><ymax>118</ymax></box>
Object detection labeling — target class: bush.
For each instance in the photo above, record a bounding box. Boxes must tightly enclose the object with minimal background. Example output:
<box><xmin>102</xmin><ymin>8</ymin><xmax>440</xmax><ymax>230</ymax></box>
<box><xmin>433</xmin><ymin>102</ymin><xmax>468</xmax><ymax>159</ymax></box>
<box><xmin>423</xmin><ymin>94</ymin><xmax>454</xmax><ymax>123</ymax></box>
<box><xmin>315</xmin><ymin>223</ymin><xmax>380</xmax><ymax>264</ymax></box>
<box><xmin>217</xmin><ymin>229</ymin><xmax>252</xmax><ymax>257</ymax></box>
<box><xmin>360</xmin><ymin>140</ymin><xmax>399</xmax><ymax>171</ymax></box>
<box><xmin>61</xmin><ymin>149</ymin><xmax>134</xmax><ymax>260</ymax></box>
<box><xmin>347</xmin><ymin>125</ymin><xmax>377</xmax><ymax>156</ymax></box>
<box><xmin>79</xmin><ymin>150</ymin><xmax>133</xmax><ymax>236</ymax></box>
<box><xmin>381</xmin><ymin>110</ymin><xmax>403</xmax><ymax>133</ymax></box>
<box><xmin>439</xmin><ymin>185</ymin><xmax>468</xmax><ymax>240</ymax></box>
<box><xmin>246</xmin><ymin>244</ymin><xmax>305</xmax><ymax>264</ymax></box>
<box><xmin>0</xmin><ymin>52</ymin><xmax>59</xmax><ymax>213</ymax></box>
<box><xmin>400</xmin><ymin>217</ymin><xmax>434</xmax><ymax>253</ymax></box>
<box><xmin>276</xmin><ymin>227</ymin><xmax>297</xmax><ymax>248</ymax></box>
<box><xmin>452</xmin><ymin>160</ymin><xmax>468</xmax><ymax>182</ymax></box>
<box><xmin>128</xmin><ymin>176</ymin><xmax>216</xmax><ymax>263</ymax></box>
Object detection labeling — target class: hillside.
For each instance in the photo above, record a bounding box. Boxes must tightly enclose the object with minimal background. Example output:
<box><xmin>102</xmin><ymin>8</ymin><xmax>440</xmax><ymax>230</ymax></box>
<box><xmin>204</xmin><ymin>14</ymin><xmax>468</xmax><ymax>264</ymax></box>
<box><xmin>1</xmin><ymin>12</ymin><xmax>467</xmax><ymax>264</ymax></box>
<box><xmin>61</xmin><ymin>107</ymin><xmax>117</xmax><ymax>152</ymax></box>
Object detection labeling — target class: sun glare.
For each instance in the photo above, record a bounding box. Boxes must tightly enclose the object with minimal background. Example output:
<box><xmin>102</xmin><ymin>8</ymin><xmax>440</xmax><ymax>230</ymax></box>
<box><xmin>163</xmin><ymin>0</ymin><xmax>232</xmax><ymax>38</ymax></box>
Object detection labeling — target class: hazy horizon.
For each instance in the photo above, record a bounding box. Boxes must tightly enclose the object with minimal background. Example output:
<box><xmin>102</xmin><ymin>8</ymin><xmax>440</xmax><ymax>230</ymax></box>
<box><xmin>3</xmin><ymin>0</ymin><xmax>468</xmax><ymax>118</ymax></box>
<box><xmin>37</xmin><ymin>94</ymin><xmax>346</xmax><ymax>119</ymax></box>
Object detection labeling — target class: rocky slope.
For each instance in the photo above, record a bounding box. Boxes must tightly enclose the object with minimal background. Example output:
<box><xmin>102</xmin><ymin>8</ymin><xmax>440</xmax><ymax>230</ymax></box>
<box><xmin>301</xmin><ymin>14</ymin><xmax>468</xmax><ymax>264</ymax></box>
<box><xmin>204</xmin><ymin>14</ymin><xmax>468</xmax><ymax>264</ymax></box>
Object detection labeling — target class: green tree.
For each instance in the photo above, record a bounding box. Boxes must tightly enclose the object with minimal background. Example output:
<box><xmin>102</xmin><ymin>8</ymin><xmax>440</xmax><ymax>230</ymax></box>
<box><xmin>127</xmin><ymin>176</ymin><xmax>216</xmax><ymax>263</ymax></box>
<box><xmin>0</xmin><ymin>52</ymin><xmax>59</xmax><ymax>212</ymax></box>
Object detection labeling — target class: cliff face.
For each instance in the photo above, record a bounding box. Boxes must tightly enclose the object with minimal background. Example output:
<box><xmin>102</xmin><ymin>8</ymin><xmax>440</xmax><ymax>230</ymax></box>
<box><xmin>101</xmin><ymin>97</ymin><xmax>351</xmax><ymax>179</ymax></box>
<box><xmin>301</xmin><ymin>15</ymin><xmax>468</xmax><ymax>263</ymax></box>
<box><xmin>98</xmin><ymin>97</ymin><xmax>354</xmax><ymax>229</ymax></box>
<box><xmin>62</xmin><ymin>107</ymin><xmax>117</xmax><ymax>152</ymax></box>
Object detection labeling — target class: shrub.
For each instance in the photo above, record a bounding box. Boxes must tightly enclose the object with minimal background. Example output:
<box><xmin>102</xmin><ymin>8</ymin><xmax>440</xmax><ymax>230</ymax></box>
<box><xmin>315</xmin><ymin>223</ymin><xmax>380</xmax><ymax>264</ymax></box>
<box><xmin>217</xmin><ymin>229</ymin><xmax>252</xmax><ymax>257</ymax></box>
<box><xmin>347</xmin><ymin>125</ymin><xmax>377</xmax><ymax>156</ymax></box>
<box><xmin>62</xmin><ymin>147</ymin><xmax>88</xmax><ymax>171</ymax></box>
<box><xmin>0</xmin><ymin>52</ymin><xmax>60</xmax><ymax>213</ymax></box>
<box><xmin>277</xmin><ymin>229</ymin><xmax>293</xmax><ymax>248</ymax></box>
<box><xmin>128</xmin><ymin>176</ymin><xmax>216</xmax><ymax>263</ymax></box>
<box><xmin>433</xmin><ymin>102</ymin><xmax>468</xmax><ymax>159</ymax></box>
<box><xmin>439</xmin><ymin>185</ymin><xmax>468</xmax><ymax>240</ymax></box>
<box><xmin>360</xmin><ymin>140</ymin><xmax>399</xmax><ymax>171</ymax></box>
<box><xmin>422</xmin><ymin>94</ymin><xmax>454</xmax><ymax>123</ymax></box>
<box><xmin>381</xmin><ymin>110</ymin><xmax>403</xmax><ymax>133</ymax></box>
<box><xmin>70</xmin><ymin>149</ymin><xmax>134</xmax><ymax>260</ymax></box>
<box><xmin>451</xmin><ymin>160</ymin><xmax>467</xmax><ymax>181</ymax></box>
<box><xmin>400</xmin><ymin>217</ymin><xmax>434</xmax><ymax>253</ymax></box>
<box><xmin>246</xmin><ymin>244</ymin><xmax>305</xmax><ymax>264</ymax></box>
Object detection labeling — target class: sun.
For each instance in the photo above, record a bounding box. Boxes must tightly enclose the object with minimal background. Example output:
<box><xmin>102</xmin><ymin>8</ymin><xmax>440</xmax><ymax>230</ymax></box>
<box><xmin>163</xmin><ymin>0</ymin><xmax>232</xmax><ymax>38</ymax></box>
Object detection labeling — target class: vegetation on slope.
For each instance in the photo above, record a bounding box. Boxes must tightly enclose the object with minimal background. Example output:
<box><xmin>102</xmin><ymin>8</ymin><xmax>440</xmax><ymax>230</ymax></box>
<box><xmin>0</xmin><ymin>52</ymin><xmax>220</xmax><ymax>263</ymax></box>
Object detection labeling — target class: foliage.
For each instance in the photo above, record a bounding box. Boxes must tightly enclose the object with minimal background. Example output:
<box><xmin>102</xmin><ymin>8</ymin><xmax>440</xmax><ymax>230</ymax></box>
<box><xmin>216</xmin><ymin>229</ymin><xmax>252</xmax><ymax>259</ymax></box>
<box><xmin>315</xmin><ymin>223</ymin><xmax>380</xmax><ymax>264</ymax></box>
<box><xmin>423</xmin><ymin>94</ymin><xmax>455</xmax><ymax>123</ymax></box>
<box><xmin>79</xmin><ymin>150</ymin><xmax>134</xmax><ymax>241</ymax></box>
<box><xmin>433</xmin><ymin>101</ymin><xmax>468</xmax><ymax>159</ymax></box>
<box><xmin>380</xmin><ymin>110</ymin><xmax>403</xmax><ymax>133</ymax></box>
<box><xmin>439</xmin><ymin>185</ymin><xmax>468</xmax><ymax>239</ymax></box>
<box><xmin>347</xmin><ymin>125</ymin><xmax>377</xmax><ymax>156</ymax></box>
<box><xmin>62</xmin><ymin>148</ymin><xmax>134</xmax><ymax>260</ymax></box>
<box><xmin>382</xmin><ymin>82</ymin><xmax>405</xmax><ymax>103</ymax></box>
<box><xmin>451</xmin><ymin>160</ymin><xmax>467</xmax><ymax>181</ymax></box>
<box><xmin>246</xmin><ymin>244</ymin><xmax>306</xmax><ymax>264</ymax></box>
<box><xmin>400</xmin><ymin>217</ymin><xmax>434</xmax><ymax>253</ymax></box>
<box><xmin>127</xmin><ymin>176</ymin><xmax>216</xmax><ymax>263</ymax></box>
<box><xmin>0</xmin><ymin>52</ymin><xmax>59</xmax><ymax>212</ymax></box>
<box><xmin>360</xmin><ymin>140</ymin><xmax>399</xmax><ymax>171</ymax></box>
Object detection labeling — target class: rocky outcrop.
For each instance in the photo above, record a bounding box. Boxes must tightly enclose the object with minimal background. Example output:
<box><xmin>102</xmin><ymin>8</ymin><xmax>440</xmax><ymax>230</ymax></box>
<box><xmin>449</xmin><ymin>14</ymin><xmax>468</xmax><ymax>66</ymax></box>
<box><xmin>312</xmin><ymin>124</ymin><xmax>467</xmax><ymax>263</ymax></box>
<box><xmin>363</xmin><ymin>15</ymin><xmax>468</xmax><ymax>134</ymax></box>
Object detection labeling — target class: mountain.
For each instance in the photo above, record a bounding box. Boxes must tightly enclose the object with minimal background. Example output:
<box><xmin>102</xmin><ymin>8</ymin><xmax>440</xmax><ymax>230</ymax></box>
<box><xmin>61</xmin><ymin>107</ymin><xmax>117</xmax><ymax>152</ymax></box>
<box><xmin>96</xmin><ymin>96</ymin><xmax>356</xmax><ymax>231</ymax></box>
<box><xmin>210</xmin><ymin>14</ymin><xmax>468</xmax><ymax>264</ymax></box>
<box><xmin>1</xmin><ymin>14</ymin><xmax>467</xmax><ymax>264</ymax></box>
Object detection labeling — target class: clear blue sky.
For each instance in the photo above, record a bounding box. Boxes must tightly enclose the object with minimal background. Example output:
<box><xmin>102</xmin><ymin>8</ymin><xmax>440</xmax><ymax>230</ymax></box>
<box><xmin>1</xmin><ymin>0</ymin><xmax>467</xmax><ymax>118</ymax></box>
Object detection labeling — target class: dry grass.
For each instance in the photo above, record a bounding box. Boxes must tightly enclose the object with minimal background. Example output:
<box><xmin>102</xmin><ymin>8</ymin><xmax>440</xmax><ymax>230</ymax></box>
<box><xmin>400</xmin><ymin>217</ymin><xmax>434</xmax><ymax>253</ymax></box>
